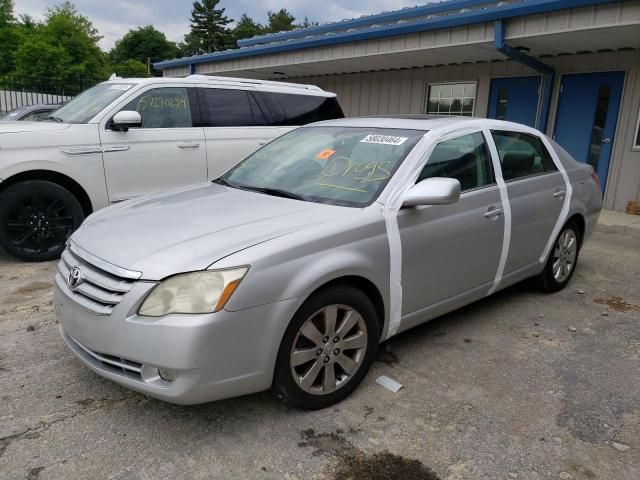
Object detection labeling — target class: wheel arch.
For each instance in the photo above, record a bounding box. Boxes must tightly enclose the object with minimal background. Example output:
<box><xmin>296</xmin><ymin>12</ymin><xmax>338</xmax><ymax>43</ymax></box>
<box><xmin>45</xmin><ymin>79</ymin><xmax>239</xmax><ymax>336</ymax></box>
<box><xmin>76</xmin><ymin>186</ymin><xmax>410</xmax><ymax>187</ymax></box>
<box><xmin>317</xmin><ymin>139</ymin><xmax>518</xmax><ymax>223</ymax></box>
<box><xmin>566</xmin><ymin>212</ymin><xmax>585</xmax><ymax>246</ymax></box>
<box><xmin>303</xmin><ymin>275</ymin><xmax>386</xmax><ymax>339</ymax></box>
<box><xmin>0</xmin><ymin>170</ymin><xmax>93</xmax><ymax>216</ymax></box>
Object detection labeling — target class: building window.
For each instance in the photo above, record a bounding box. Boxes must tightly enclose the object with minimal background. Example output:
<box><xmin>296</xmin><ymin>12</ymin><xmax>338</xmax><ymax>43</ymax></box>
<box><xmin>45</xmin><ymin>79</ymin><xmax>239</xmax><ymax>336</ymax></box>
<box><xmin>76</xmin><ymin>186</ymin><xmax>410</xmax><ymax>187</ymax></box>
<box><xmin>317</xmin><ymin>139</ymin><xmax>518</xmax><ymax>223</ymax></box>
<box><xmin>426</xmin><ymin>82</ymin><xmax>476</xmax><ymax>116</ymax></box>
<box><xmin>634</xmin><ymin>105</ymin><xmax>640</xmax><ymax>151</ymax></box>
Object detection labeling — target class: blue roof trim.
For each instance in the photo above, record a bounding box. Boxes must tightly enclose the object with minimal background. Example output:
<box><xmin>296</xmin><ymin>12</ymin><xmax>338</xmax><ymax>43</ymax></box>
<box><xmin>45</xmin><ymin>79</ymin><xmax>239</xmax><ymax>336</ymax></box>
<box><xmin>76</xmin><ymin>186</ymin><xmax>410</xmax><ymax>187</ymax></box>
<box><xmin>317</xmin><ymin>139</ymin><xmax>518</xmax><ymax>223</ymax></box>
<box><xmin>155</xmin><ymin>0</ymin><xmax>620</xmax><ymax>70</ymax></box>
<box><xmin>238</xmin><ymin>0</ymin><xmax>492</xmax><ymax>48</ymax></box>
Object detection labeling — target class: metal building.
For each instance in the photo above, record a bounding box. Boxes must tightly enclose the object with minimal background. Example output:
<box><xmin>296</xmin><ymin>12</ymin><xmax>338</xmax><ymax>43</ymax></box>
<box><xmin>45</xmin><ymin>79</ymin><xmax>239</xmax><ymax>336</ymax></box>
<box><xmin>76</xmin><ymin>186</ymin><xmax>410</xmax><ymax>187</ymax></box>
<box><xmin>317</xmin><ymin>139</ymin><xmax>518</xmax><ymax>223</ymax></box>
<box><xmin>156</xmin><ymin>0</ymin><xmax>640</xmax><ymax>212</ymax></box>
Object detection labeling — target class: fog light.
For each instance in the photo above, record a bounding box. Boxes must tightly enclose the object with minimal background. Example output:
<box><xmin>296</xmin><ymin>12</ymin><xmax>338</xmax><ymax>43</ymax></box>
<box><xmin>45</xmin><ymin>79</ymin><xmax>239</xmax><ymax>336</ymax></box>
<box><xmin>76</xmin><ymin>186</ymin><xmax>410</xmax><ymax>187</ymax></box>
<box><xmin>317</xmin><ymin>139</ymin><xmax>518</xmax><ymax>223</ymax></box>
<box><xmin>158</xmin><ymin>368</ymin><xmax>176</xmax><ymax>382</ymax></box>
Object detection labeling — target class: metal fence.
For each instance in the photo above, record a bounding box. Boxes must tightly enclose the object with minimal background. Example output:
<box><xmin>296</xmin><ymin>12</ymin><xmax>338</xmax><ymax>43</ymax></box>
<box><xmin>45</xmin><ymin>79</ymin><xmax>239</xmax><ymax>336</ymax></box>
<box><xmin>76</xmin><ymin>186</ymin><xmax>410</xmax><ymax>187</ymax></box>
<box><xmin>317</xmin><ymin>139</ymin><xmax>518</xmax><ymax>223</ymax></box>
<box><xmin>0</xmin><ymin>75</ymin><xmax>101</xmax><ymax>114</ymax></box>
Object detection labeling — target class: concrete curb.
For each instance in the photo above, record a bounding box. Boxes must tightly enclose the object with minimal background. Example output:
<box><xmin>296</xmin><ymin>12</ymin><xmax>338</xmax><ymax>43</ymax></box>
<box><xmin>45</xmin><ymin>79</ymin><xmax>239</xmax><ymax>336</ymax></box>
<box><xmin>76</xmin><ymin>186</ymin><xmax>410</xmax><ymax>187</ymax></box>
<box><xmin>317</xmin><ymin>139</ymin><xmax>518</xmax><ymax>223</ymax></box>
<box><xmin>595</xmin><ymin>210</ymin><xmax>640</xmax><ymax>239</ymax></box>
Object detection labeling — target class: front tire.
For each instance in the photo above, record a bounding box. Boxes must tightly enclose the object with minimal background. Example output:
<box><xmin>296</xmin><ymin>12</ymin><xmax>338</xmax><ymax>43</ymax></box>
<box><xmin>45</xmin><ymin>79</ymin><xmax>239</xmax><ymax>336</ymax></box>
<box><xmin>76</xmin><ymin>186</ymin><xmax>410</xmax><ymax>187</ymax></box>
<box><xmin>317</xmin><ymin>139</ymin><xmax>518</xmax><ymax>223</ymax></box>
<box><xmin>535</xmin><ymin>219</ymin><xmax>581</xmax><ymax>293</ymax></box>
<box><xmin>273</xmin><ymin>285</ymin><xmax>379</xmax><ymax>410</ymax></box>
<box><xmin>0</xmin><ymin>180</ymin><xmax>85</xmax><ymax>262</ymax></box>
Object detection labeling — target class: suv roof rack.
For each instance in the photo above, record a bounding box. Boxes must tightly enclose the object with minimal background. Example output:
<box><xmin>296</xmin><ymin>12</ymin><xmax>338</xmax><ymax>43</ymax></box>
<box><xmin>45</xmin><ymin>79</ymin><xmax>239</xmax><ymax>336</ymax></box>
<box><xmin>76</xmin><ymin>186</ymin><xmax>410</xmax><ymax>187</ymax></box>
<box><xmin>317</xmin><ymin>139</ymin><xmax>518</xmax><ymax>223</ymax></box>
<box><xmin>186</xmin><ymin>74</ymin><xmax>324</xmax><ymax>92</ymax></box>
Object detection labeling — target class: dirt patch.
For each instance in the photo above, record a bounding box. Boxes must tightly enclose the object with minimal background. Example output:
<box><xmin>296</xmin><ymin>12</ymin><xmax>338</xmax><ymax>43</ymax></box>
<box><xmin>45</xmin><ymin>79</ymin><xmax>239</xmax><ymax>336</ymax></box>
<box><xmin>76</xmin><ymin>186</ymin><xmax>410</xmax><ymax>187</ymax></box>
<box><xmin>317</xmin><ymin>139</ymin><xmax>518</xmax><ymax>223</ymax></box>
<box><xmin>593</xmin><ymin>295</ymin><xmax>640</xmax><ymax>313</ymax></box>
<box><xmin>26</xmin><ymin>466</ymin><xmax>45</xmax><ymax>480</ymax></box>
<box><xmin>376</xmin><ymin>348</ymin><xmax>399</xmax><ymax>366</ymax></box>
<box><xmin>298</xmin><ymin>429</ymin><xmax>441</xmax><ymax>480</ymax></box>
<box><xmin>11</xmin><ymin>281</ymin><xmax>53</xmax><ymax>296</ymax></box>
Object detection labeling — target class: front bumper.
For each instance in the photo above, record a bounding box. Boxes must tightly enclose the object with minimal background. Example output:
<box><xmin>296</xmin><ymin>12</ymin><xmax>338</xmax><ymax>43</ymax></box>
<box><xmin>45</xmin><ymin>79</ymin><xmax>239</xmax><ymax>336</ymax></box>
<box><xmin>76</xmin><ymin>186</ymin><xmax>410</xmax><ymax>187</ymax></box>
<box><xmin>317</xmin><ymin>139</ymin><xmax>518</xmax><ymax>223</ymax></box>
<box><xmin>54</xmin><ymin>279</ymin><xmax>300</xmax><ymax>405</ymax></box>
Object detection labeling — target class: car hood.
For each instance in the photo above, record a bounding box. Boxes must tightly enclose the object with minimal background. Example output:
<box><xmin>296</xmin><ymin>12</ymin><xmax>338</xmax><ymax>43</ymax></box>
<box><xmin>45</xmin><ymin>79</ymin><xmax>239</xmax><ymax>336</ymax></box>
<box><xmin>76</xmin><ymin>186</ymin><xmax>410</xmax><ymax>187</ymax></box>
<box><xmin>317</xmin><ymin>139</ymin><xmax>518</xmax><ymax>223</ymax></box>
<box><xmin>71</xmin><ymin>183</ymin><xmax>353</xmax><ymax>280</ymax></box>
<box><xmin>0</xmin><ymin>121</ymin><xmax>70</xmax><ymax>133</ymax></box>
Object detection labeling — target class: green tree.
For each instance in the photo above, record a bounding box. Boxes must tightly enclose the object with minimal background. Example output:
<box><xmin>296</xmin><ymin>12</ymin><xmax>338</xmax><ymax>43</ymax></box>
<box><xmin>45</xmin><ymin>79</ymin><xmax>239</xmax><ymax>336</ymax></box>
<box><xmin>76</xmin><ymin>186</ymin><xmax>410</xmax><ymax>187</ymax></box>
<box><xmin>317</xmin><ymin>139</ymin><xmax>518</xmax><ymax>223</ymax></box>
<box><xmin>0</xmin><ymin>0</ymin><xmax>20</xmax><ymax>75</ymax></box>
<box><xmin>185</xmin><ymin>0</ymin><xmax>232</xmax><ymax>54</ymax></box>
<box><xmin>265</xmin><ymin>9</ymin><xmax>296</xmax><ymax>34</ymax></box>
<box><xmin>110</xmin><ymin>25</ymin><xmax>180</xmax><ymax>75</ymax></box>
<box><xmin>111</xmin><ymin>58</ymin><xmax>149</xmax><ymax>78</ymax></box>
<box><xmin>231</xmin><ymin>13</ymin><xmax>263</xmax><ymax>42</ymax></box>
<box><xmin>14</xmin><ymin>2</ymin><xmax>108</xmax><ymax>85</ymax></box>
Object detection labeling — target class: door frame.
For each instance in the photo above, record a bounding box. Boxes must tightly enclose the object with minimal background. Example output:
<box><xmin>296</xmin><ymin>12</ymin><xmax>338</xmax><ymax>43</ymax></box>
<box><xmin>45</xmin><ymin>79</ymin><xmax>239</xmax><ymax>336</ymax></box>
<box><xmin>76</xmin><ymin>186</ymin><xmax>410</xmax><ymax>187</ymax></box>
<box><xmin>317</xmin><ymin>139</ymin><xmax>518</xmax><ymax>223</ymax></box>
<box><xmin>550</xmin><ymin>70</ymin><xmax>628</xmax><ymax>192</ymax></box>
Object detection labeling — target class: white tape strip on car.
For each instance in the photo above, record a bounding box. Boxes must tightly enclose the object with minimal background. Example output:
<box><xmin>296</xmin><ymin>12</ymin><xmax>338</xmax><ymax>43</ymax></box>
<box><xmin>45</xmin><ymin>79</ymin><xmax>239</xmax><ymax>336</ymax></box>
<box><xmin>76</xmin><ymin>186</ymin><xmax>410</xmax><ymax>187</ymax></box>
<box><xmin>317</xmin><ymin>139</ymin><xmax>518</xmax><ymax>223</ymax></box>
<box><xmin>484</xmin><ymin>127</ymin><xmax>512</xmax><ymax>296</ymax></box>
<box><xmin>538</xmin><ymin>135</ymin><xmax>573</xmax><ymax>264</ymax></box>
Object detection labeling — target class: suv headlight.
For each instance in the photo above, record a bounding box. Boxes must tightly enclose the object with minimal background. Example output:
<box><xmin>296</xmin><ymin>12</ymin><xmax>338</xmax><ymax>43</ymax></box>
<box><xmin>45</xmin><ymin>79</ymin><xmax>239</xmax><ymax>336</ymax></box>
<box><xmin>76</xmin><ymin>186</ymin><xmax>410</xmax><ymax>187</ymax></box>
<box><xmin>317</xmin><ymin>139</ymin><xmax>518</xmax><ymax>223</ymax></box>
<box><xmin>138</xmin><ymin>267</ymin><xmax>248</xmax><ymax>317</ymax></box>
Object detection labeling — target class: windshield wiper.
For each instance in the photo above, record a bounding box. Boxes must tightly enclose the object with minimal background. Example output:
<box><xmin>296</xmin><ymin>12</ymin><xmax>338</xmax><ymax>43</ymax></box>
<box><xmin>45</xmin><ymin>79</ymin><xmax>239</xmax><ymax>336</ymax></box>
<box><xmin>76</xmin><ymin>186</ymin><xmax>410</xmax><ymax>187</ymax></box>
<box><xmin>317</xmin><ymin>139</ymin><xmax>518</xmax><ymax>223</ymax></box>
<box><xmin>213</xmin><ymin>178</ymin><xmax>307</xmax><ymax>201</ymax></box>
<box><xmin>45</xmin><ymin>116</ymin><xmax>64</xmax><ymax>123</ymax></box>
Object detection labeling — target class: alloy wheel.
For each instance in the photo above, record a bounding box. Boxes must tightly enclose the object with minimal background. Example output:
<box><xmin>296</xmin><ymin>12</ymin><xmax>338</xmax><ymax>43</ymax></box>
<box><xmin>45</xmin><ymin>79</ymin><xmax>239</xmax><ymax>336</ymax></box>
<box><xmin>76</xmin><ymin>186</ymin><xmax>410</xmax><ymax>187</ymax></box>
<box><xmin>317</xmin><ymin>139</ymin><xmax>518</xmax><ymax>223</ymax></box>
<box><xmin>552</xmin><ymin>228</ymin><xmax>578</xmax><ymax>283</ymax></box>
<box><xmin>3</xmin><ymin>194</ymin><xmax>74</xmax><ymax>256</ymax></box>
<box><xmin>289</xmin><ymin>304</ymin><xmax>368</xmax><ymax>396</ymax></box>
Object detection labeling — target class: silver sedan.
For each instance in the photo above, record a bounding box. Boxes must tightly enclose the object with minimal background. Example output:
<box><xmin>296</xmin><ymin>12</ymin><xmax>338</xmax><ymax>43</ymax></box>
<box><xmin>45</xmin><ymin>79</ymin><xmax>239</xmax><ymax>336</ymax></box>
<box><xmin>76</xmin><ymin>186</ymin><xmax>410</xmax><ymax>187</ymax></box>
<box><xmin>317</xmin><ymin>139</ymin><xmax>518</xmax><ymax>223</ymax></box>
<box><xmin>54</xmin><ymin>117</ymin><xmax>602</xmax><ymax>409</ymax></box>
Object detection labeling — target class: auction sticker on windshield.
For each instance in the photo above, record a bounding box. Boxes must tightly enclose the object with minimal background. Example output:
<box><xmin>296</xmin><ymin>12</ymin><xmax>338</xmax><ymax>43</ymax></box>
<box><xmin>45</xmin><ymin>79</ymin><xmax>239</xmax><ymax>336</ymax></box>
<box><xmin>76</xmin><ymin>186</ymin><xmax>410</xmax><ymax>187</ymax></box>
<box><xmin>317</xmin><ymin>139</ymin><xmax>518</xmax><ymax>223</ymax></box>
<box><xmin>360</xmin><ymin>134</ymin><xmax>408</xmax><ymax>146</ymax></box>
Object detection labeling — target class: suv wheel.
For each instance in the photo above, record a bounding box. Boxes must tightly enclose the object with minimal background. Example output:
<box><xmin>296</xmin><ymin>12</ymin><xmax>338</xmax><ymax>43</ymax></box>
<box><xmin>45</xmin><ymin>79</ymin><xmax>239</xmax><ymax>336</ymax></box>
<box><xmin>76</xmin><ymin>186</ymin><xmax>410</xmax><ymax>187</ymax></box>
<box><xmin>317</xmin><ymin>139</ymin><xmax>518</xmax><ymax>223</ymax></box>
<box><xmin>0</xmin><ymin>180</ymin><xmax>85</xmax><ymax>262</ymax></box>
<box><xmin>273</xmin><ymin>285</ymin><xmax>379</xmax><ymax>410</ymax></box>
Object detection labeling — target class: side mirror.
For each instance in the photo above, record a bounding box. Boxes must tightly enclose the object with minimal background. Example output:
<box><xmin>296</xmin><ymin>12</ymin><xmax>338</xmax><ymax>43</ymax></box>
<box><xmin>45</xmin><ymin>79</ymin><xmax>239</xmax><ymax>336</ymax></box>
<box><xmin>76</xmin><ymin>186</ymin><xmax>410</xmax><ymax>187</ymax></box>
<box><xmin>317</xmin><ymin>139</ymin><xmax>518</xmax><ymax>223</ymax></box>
<box><xmin>401</xmin><ymin>177</ymin><xmax>461</xmax><ymax>207</ymax></box>
<box><xmin>111</xmin><ymin>110</ymin><xmax>141</xmax><ymax>132</ymax></box>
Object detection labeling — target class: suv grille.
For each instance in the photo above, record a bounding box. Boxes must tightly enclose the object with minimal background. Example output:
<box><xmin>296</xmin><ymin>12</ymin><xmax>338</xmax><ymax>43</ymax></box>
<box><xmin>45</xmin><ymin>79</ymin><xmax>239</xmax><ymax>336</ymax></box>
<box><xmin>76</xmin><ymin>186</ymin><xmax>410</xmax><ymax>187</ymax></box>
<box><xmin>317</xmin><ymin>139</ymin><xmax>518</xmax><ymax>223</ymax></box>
<box><xmin>57</xmin><ymin>248</ymin><xmax>135</xmax><ymax>315</ymax></box>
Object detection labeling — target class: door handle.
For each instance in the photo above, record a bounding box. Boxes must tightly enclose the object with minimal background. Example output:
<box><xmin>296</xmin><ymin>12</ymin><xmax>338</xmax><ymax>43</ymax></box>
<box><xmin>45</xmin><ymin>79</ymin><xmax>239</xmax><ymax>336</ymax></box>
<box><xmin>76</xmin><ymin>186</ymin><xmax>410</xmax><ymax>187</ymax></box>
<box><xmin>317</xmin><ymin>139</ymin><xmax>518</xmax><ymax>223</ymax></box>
<box><xmin>484</xmin><ymin>207</ymin><xmax>503</xmax><ymax>219</ymax></box>
<box><xmin>553</xmin><ymin>190</ymin><xmax>566</xmax><ymax>199</ymax></box>
<box><xmin>177</xmin><ymin>142</ymin><xmax>200</xmax><ymax>149</ymax></box>
<box><xmin>601</xmin><ymin>138</ymin><xmax>611</xmax><ymax>144</ymax></box>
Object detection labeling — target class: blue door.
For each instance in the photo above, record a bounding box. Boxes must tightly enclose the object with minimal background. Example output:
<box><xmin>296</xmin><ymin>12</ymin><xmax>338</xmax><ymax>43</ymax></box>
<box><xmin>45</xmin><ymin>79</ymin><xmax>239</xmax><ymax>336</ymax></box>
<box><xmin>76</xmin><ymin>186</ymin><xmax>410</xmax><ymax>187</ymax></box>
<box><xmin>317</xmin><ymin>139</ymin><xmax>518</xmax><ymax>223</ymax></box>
<box><xmin>488</xmin><ymin>76</ymin><xmax>541</xmax><ymax>128</ymax></box>
<box><xmin>553</xmin><ymin>71</ymin><xmax>624</xmax><ymax>190</ymax></box>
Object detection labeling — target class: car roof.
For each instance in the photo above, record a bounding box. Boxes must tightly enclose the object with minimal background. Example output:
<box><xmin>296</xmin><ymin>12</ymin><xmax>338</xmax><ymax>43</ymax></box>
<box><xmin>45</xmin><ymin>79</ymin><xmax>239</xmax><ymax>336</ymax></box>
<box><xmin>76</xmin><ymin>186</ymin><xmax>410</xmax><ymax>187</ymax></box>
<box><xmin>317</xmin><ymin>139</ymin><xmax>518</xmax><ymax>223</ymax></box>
<box><xmin>308</xmin><ymin>115</ymin><xmax>543</xmax><ymax>133</ymax></box>
<box><xmin>101</xmin><ymin>75</ymin><xmax>336</xmax><ymax>97</ymax></box>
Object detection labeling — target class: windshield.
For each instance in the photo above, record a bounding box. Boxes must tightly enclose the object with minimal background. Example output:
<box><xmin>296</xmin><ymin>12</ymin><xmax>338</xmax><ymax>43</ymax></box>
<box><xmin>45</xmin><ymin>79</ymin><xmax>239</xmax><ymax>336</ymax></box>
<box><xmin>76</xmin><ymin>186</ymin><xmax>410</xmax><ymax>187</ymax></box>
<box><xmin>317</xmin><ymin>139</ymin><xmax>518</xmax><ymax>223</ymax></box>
<box><xmin>222</xmin><ymin>126</ymin><xmax>425</xmax><ymax>207</ymax></box>
<box><xmin>51</xmin><ymin>83</ymin><xmax>135</xmax><ymax>123</ymax></box>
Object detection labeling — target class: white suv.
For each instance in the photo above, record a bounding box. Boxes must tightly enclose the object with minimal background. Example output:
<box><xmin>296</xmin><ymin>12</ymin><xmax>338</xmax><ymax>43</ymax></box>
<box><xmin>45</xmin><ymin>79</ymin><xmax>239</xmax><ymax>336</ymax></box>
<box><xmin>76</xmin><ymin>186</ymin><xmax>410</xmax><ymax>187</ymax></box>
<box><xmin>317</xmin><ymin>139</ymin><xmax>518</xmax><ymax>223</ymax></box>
<box><xmin>0</xmin><ymin>75</ymin><xmax>343</xmax><ymax>261</ymax></box>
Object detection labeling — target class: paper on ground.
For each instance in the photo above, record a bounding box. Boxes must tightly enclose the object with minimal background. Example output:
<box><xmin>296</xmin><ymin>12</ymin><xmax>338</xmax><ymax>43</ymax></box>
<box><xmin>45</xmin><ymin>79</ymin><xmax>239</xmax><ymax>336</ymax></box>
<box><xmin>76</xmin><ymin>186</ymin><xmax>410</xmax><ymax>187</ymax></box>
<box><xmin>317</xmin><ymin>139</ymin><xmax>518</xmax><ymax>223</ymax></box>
<box><xmin>376</xmin><ymin>375</ymin><xmax>404</xmax><ymax>393</ymax></box>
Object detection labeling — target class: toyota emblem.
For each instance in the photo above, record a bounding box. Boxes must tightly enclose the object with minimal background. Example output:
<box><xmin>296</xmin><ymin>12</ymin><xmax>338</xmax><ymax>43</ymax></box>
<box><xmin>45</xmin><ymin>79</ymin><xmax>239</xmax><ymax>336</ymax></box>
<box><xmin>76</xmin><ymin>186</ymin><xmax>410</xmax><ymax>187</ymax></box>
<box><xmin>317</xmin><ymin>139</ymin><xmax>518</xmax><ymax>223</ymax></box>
<box><xmin>68</xmin><ymin>266</ymin><xmax>83</xmax><ymax>289</ymax></box>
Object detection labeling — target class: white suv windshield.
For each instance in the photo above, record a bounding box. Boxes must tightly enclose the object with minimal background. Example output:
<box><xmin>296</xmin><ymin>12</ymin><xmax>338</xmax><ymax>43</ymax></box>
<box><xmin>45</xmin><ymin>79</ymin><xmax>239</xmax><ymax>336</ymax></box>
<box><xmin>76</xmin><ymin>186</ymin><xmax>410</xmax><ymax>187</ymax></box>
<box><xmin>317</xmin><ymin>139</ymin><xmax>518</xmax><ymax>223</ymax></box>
<box><xmin>222</xmin><ymin>126</ymin><xmax>424</xmax><ymax>207</ymax></box>
<box><xmin>50</xmin><ymin>83</ymin><xmax>135</xmax><ymax>124</ymax></box>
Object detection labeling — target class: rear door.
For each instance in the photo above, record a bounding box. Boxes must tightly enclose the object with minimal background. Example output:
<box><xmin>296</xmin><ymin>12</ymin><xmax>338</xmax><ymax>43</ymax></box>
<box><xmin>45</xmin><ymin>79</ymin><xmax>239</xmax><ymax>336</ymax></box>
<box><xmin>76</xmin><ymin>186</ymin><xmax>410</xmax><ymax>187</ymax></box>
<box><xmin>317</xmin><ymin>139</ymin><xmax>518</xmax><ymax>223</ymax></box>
<box><xmin>197</xmin><ymin>86</ymin><xmax>281</xmax><ymax>179</ymax></box>
<box><xmin>490</xmin><ymin>130</ymin><xmax>565</xmax><ymax>279</ymax></box>
<box><xmin>100</xmin><ymin>85</ymin><xmax>207</xmax><ymax>202</ymax></box>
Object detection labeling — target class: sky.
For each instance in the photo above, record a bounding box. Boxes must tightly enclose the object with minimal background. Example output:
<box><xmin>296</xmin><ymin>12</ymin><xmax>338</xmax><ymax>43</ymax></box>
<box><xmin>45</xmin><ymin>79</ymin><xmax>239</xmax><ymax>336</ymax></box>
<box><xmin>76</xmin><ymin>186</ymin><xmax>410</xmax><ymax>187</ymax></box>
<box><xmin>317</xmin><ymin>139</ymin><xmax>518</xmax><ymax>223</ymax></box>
<box><xmin>13</xmin><ymin>0</ymin><xmax>425</xmax><ymax>51</ymax></box>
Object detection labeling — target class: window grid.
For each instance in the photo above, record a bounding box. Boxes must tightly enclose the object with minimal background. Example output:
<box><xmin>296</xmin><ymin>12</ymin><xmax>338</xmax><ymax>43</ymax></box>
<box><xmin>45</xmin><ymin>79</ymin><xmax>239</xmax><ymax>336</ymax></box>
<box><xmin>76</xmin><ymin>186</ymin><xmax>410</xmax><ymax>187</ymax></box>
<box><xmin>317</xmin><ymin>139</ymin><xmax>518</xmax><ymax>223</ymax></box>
<box><xmin>426</xmin><ymin>82</ymin><xmax>476</xmax><ymax>117</ymax></box>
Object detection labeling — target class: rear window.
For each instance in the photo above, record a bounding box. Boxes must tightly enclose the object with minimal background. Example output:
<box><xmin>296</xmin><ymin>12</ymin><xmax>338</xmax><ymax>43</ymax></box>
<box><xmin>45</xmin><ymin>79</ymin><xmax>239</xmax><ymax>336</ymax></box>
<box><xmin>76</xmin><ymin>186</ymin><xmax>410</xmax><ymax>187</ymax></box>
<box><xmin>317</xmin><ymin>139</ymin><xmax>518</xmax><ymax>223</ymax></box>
<box><xmin>198</xmin><ymin>88</ymin><xmax>267</xmax><ymax>127</ymax></box>
<box><xmin>257</xmin><ymin>91</ymin><xmax>343</xmax><ymax>126</ymax></box>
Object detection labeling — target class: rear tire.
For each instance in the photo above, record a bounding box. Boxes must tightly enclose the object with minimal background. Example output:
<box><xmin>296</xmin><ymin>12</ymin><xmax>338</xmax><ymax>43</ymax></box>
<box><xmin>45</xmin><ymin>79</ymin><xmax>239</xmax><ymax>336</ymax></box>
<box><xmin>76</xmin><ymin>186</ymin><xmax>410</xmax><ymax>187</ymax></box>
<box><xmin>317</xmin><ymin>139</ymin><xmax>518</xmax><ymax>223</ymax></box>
<box><xmin>0</xmin><ymin>180</ymin><xmax>85</xmax><ymax>262</ymax></box>
<box><xmin>273</xmin><ymin>285</ymin><xmax>379</xmax><ymax>410</ymax></box>
<box><xmin>535</xmin><ymin>219</ymin><xmax>581</xmax><ymax>293</ymax></box>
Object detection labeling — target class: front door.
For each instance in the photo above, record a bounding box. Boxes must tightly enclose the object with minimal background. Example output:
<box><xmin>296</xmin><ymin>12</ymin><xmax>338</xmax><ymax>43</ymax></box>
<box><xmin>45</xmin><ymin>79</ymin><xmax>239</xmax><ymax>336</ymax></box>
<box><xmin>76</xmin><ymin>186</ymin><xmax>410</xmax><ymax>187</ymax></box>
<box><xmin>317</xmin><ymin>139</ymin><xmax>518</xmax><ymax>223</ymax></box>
<box><xmin>100</xmin><ymin>86</ymin><xmax>207</xmax><ymax>202</ymax></box>
<box><xmin>553</xmin><ymin>71</ymin><xmax>625</xmax><ymax>190</ymax></box>
<box><xmin>399</xmin><ymin>131</ymin><xmax>504</xmax><ymax>328</ymax></box>
<box><xmin>488</xmin><ymin>76</ymin><xmax>541</xmax><ymax>128</ymax></box>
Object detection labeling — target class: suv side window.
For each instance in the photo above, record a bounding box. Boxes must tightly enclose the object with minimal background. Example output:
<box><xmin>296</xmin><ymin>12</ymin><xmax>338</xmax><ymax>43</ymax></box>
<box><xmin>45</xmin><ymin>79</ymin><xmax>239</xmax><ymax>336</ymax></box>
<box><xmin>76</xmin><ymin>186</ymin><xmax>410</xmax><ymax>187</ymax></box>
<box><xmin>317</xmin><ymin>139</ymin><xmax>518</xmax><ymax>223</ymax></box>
<box><xmin>121</xmin><ymin>87</ymin><xmax>193</xmax><ymax>128</ymax></box>
<box><xmin>198</xmin><ymin>88</ymin><xmax>267</xmax><ymax>127</ymax></box>
<box><xmin>491</xmin><ymin>130</ymin><xmax>557</xmax><ymax>181</ymax></box>
<box><xmin>418</xmin><ymin>132</ymin><xmax>495</xmax><ymax>191</ymax></box>
<box><xmin>256</xmin><ymin>91</ymin><xmax>344</xmax><ymax>125</ymax></box>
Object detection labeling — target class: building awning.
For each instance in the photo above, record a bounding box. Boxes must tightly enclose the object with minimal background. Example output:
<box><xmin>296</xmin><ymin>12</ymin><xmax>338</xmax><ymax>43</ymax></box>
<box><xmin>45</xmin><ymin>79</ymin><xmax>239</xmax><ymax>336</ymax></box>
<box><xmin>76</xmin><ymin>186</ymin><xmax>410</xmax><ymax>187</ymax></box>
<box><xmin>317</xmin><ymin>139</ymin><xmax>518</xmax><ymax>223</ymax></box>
<box><xmin>155</xmin><ymin>0</ymin><xmax>640</xmax><ymax>78</ymax></box>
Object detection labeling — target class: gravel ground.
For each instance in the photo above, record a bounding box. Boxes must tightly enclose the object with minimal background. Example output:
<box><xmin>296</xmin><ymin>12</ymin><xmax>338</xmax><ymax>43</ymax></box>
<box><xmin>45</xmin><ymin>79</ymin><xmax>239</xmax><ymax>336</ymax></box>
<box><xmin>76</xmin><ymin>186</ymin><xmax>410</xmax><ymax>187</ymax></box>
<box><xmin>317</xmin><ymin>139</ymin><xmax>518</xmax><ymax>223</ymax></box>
<box><xmin>0</xmin><ymin>231</ymin><xmax>638</xmax><ymax>480</ymax></box>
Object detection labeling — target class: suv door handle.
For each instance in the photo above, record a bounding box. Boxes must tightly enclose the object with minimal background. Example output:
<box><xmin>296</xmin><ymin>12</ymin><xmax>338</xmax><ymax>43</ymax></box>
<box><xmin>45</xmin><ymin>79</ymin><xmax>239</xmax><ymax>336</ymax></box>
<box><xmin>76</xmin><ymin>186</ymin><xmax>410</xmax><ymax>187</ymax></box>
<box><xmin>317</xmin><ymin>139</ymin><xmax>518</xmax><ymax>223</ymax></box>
<box><xmin>553</xmin><ymin>190</ymin><xmax>566</xmax><ymax>199</ymax></box>
<box><xmin>177</xmin><ymin>142</ymin><xmax>200</xmax><ymax>149</ymax></box>
<box><xmin>484</xmin><ymin>207</ymin><xmax>503</xmax><ymax>219</ymax></box>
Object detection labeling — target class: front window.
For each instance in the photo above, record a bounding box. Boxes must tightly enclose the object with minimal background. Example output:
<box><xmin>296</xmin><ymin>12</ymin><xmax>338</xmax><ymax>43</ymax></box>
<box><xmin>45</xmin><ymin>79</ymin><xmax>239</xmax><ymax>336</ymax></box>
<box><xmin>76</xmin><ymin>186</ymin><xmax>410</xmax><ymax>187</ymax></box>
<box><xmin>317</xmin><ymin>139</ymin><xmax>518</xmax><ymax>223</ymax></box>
<box><xmin>51</xmin><ymin>83</ymin><xmax>135</xmax><ymax>124</ymax></box>
<box><xmin>120</xmin><ymin>87</ymin><xmax>193</xmax><ymax>128</ymax></box>
<box><xmin>222</xmin><ymin>126</ymin><xmax>425</xmax><ymax>207</ymax></box>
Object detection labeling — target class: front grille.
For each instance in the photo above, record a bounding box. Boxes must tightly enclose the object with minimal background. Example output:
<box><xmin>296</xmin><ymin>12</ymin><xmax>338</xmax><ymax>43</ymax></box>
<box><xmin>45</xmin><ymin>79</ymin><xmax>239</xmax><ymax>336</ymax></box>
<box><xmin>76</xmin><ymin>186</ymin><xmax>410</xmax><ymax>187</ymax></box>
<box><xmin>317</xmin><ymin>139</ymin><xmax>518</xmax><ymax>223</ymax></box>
<box><xmin>57</xmin><ymin>248</ymin><xmax>135</xmax><ymax>315</ymax></box>
<box><xmin>66</xmin><ymin>332</ymin><xmax>143</xmax><ymax>381</ymax></box>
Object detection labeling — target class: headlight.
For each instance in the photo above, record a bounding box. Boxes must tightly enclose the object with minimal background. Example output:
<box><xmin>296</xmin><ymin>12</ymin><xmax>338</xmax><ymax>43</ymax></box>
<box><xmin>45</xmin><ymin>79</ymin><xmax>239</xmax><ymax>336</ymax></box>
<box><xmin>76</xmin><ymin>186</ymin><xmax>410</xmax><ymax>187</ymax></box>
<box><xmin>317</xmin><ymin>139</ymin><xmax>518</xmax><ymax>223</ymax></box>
<box><xmin>138</xmin><ymin>267</ymin><xmax>248</xmax><ymax>317</ymax></box>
